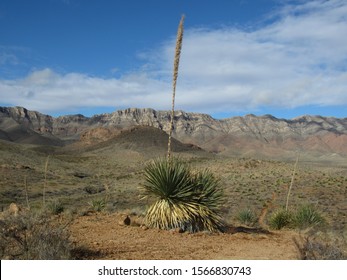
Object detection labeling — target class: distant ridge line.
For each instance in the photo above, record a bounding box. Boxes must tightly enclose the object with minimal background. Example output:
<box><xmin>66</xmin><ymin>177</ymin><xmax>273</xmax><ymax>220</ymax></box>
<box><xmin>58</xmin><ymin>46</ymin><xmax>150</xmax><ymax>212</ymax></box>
<box><xmin>1</xmin><ymin>106</ymin><xmax>346</xmax><ymax>158</ymax></box>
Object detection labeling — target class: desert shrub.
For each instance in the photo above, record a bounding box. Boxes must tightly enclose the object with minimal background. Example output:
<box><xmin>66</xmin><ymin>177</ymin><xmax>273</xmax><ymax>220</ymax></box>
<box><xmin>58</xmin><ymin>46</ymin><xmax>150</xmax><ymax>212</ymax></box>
<box><xmin>89</xmin><ymin>198</ymin><xmax>106</xmax><ymax>212</ymax></box>
<box><xmin>268</xmin><ymin>209</ymin><xmax>293</xmax><ymax>230</ymax></box>
<box><xmin>47</xmin><ymin>199</ymin><xmax>64</xmax><ymax>215</ymax></box>
<box><xmin>293</xmin><ymin>204</ymin><xmax>325</xmax><ymax>230</ymax></box>
<box><xmin>0</xmin><ymin>211</ymin><xmax>71</xmax><ymax>259</ymax></box>
<box><xmin>237</xmin><ymin>209</ymin><xmax>256</xmax><ymax>226</ymax></box>
<box><xmin>141</xmin><ymin>157</ymin><xmax>224</xmax><ymax>232</ymax></box>
<box><xmin>294</xmin><ymin>234</ymin><xmax>346</xmax><ymax>260</ymax></box>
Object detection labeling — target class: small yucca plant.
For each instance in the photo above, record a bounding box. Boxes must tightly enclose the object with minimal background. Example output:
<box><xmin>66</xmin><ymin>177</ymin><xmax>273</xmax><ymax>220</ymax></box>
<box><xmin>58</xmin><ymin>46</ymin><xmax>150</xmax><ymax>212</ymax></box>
<box><xmin>237</xmin><ymin>209</ymin><xmax>256</xmax><ymax>226</ymax></box>
<box><xmin>89</xmin><ymin>198</ymin><xmax>106</xmax><ymax>212</ymax></box>
<box><xmin>190</xmin><ymin>169</ymin><xmax>225</xmax><ymax>231</ymax></box>
<box><xmin>293</xmin><ymin>204</ymin><xmax>325</xmax><ymax>229</ymax></box>
<box><xmin>141</xmin><ymin>158</ymin><xmax>224</xmax><ymax>232</ymax></box>
<box><xmin>268</xmin><ymin>209</ymin><xmax>293</xmax><ymax>230</ymax></box>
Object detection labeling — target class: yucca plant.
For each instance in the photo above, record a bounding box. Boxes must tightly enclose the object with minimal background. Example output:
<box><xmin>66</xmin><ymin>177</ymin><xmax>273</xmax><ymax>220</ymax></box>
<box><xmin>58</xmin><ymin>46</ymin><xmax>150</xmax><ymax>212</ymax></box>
<box><xmin>190</xmin><ymin>169</ymin><xmax>225</xmax><ymax>231</ymax></box>
<box><xmin>140</xmin><ymin>157</ymin><xmax>224</xmax><ymax>232</ymax></box>
<box><xmin>268</xmin><ymin>209</ymin><xmax>293</xmax><ymax>230</ymax></box>
<box><xmin>140</xmin><ymin>16</ymin><xmax>224</xmax><ymax>232</ymax></box>
<box><xmin>293</xmin><ymin>204</ymin><xmax>325</xmax><ymax>230</ymax></box>
<box><xmin>89</xmin><ymin>198</ymin><xmax>106</xmax><ymax>212</ymax></box>
<box><xmin>237</xmin><ymin>208</ymin><xmax>256</xmax><ymax>226</ymax></box>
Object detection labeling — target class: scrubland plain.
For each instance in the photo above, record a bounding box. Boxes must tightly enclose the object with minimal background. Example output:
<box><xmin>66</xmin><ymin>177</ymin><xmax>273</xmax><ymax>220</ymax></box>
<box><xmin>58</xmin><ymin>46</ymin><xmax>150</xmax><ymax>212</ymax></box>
<box><xmin>0</xmin><ymin>126</ymin><xmax>346</xmax><ymax>259</ymax></box>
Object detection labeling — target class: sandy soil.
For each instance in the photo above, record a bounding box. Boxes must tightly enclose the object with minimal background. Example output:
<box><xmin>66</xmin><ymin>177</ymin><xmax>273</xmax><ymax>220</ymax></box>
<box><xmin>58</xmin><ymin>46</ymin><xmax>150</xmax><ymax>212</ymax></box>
<box><xmin>69</xmin><ymin>212</ymin><xmax>300</xmax><ymax>260</ymax></box>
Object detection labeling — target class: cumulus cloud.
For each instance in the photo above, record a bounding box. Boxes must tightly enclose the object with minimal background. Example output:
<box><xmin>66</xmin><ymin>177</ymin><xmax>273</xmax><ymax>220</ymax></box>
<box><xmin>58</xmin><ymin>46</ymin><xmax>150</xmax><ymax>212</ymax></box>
<box><xmin>1</xmin><ymin>0</ymin><xmax>347</xmax><ymax>115</ymax></box>
<box><xmin>0</xmin><ymin>68</ymin><xmax>169</xmax><ymax>112</ymax></box>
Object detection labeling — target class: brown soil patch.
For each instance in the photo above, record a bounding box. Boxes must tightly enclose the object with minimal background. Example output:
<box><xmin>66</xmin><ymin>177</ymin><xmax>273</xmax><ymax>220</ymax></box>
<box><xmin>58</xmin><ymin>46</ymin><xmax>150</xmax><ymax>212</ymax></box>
<box><xmin>69</xmin><ymin>212</ymin><xmax>300</xmax><ymax>260</ymax></box>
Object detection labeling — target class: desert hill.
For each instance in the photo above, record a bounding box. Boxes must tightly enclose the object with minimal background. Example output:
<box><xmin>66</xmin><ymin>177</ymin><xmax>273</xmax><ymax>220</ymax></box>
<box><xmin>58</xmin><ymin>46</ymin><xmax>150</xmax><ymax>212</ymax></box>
<box><xmin>0</xmin><ymin>106</ymin><xmax>346</xmax><ymax>159</ymax></box>
<box><xmin>67</xmin><ymin>125</ymin><xmax>205</xmax><ymax>158</ymax></box>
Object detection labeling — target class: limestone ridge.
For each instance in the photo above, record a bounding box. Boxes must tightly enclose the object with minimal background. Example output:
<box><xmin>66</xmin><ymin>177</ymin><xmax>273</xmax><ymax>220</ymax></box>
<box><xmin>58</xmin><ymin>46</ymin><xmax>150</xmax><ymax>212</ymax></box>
<box><xmin>0</xmin><ymin>106</ymin><xmax>346</xmax><ymax>156</ymax></box>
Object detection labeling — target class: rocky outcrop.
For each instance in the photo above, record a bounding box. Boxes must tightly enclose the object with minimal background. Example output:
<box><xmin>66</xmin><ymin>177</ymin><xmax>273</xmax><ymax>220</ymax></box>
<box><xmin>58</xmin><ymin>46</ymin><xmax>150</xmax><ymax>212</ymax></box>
<box><xmin>0</xmin><ymin>107</ymin><xmax>64</xmax><ymax>145</ymax></box>
<box><xmin>0</xmin><ymin>106</ymin><xmax>54</xmax><ymax>134</ymax></box>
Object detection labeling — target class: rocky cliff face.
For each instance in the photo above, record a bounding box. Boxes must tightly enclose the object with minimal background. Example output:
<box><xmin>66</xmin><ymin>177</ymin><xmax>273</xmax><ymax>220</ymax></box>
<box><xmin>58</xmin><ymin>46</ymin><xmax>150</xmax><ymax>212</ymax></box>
<box><xmin>0</xmin><ymin>107</ymin><xmax>63</xmax><ymax>145</ymax></box>
<box><xmin>1</xmin><ymin>106</ymin><xmax>346</xmax><ymax>156</ymax></box>
<box><xmin>0</xmin><ymin>106</ymin><xmax>54</xmax><ymax>133</ymax></box>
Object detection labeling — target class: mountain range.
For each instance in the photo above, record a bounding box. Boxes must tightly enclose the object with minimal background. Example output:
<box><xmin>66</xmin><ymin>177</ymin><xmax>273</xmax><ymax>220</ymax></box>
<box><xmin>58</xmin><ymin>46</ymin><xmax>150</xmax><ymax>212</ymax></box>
<box><xmin>1</xmin><ymin>106</ymin><xmax>346</xmax><ymax>159</ymax></box>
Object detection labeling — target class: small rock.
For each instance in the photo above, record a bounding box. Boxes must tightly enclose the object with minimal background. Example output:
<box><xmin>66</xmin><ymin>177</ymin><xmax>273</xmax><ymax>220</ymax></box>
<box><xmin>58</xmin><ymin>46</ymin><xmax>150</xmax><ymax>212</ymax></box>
<box><xmin>140</xmin><ymin>225</ymin><xmax>149</xmax><ymax>230</ymax></box>
<box><xmin>170</xmin><ymin>228</ymin><xmax>185</xmax><ymax>234</ymax></box>
<box><xmin>123</xmin><ymin>215</ymin><xmax>131</xmax><ymax>226</ymax></box>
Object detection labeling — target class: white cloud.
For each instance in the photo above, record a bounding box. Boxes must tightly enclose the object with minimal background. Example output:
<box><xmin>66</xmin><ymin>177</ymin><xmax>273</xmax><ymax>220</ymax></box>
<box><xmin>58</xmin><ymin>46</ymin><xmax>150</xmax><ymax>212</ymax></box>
<box><xmin>0</xmin><ymin>69</ymin><xmax>170</xmax><ymax>112</ymax></box>
<box><xmin>1</xmin><ymin>0</ymin><xmax>347</xmax><ymax>115</ymax></box>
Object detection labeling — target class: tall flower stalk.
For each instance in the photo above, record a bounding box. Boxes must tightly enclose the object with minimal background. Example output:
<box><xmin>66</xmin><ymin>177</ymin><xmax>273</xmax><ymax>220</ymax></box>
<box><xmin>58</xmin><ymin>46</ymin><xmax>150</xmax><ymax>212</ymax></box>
<box><xmin>286</xmin><ymin>153</ymin><xmax>300</xmax><ymax>211</ymax></box>
<box><xmin>167</xmin><ymin>15</ymin><xmax>185</xmax><ymax>162</ymax></box>
<box><xmin>43</xmin><ymin>155</ymin><xmax>50</xmax><ymax>208</ymax></box>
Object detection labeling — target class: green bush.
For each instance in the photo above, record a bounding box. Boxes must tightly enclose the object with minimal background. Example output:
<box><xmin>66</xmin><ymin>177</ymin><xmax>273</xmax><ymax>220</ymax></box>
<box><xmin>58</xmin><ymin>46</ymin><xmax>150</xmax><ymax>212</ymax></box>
<box><xmin>141</xmin><ymin>157</ymin><xmax>224</xmax><ymax>232</ymax></box>
<box><xmin>268</xmin><ymin>209</ymin><xmax>293</xmax><ymax>230</ymax></box>
<box><xmin>293</xmin><ymin>205</ymin><xmax>325</xmax><ymax>229</ymax></box>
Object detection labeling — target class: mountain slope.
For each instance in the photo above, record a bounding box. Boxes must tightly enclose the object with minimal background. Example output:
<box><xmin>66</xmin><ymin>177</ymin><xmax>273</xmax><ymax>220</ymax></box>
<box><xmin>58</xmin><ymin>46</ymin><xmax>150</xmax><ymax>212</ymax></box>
<box><xmin>0</xmin><ymin>106</ymin><xmax>346</xmax><ymax>157</ymax></box>
<box><xmin>65</xmin><ymin>126</ymin><xmax>205</xmax><ymax>159</ymax></box>
<box><xmin>0</xmin><ymin>108</ymin><xmax>63</xmax><ymax>146</ymax></box>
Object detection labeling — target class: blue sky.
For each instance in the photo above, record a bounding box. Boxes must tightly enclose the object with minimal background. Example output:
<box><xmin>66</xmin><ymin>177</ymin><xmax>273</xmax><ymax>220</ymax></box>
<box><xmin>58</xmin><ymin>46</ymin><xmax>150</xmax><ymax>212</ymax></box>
<box><xmin>1</xmin><ymin>0</ymin><xmax>346</xmax><ymax>119</ymax></box>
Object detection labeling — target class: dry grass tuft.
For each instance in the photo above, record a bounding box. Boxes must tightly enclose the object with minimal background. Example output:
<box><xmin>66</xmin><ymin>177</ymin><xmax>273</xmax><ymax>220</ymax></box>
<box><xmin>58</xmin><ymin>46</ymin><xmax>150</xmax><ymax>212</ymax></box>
<box><xmin>294</xmin><ymin>233</ymin><xmax>346</xmax><ymax>260</ymax></box>
<box><xmin>0</xmin><ymin>210</ymin><xmax>72</xmax><ymax>259</ymax></box>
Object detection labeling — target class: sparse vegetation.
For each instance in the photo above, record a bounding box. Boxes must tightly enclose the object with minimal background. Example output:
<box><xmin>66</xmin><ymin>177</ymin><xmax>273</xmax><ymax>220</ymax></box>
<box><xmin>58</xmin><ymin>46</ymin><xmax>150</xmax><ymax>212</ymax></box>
<box><xmin>42</xmin><ymin>155</ymin><xmax>50</xmax><ymax>208</ymax></box>
<box><xmin>0</xmin><ymin>210</ymin><xmax>72</xmax><ymax>259</ymax></box>
<box><xmin>285</xmin><ymin>154</ymin><xmax>299</xmax><ymax>211</ymax></box>
<box><xmin>0</xmin><ymin>137</ymin><xmax>345</xmax><ymax>259</ymax></box>
<box><xmin>47</xmin><ymin>199</ymin><xmax>64</xmax><ymax>215</ymax></box>
<box><xmin>294</xmin><ymin>233</ymin><xmax>346</xmax><ymax>260</ymax></box>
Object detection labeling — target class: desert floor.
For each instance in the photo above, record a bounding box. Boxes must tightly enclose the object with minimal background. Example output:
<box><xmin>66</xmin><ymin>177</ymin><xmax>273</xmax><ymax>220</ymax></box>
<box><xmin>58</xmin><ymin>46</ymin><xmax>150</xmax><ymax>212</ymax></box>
<box><xmin>69</xmin><ymin>212</ymin><xmax>300</xmax><ymax>260</ymax></box>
